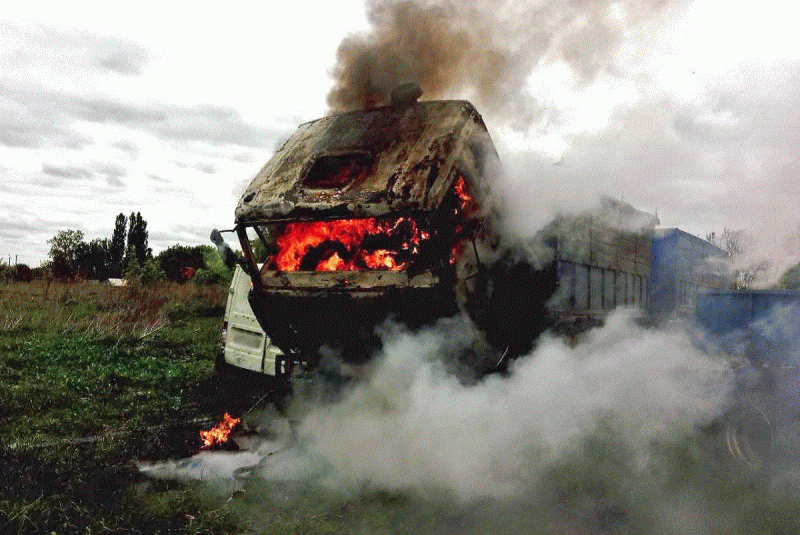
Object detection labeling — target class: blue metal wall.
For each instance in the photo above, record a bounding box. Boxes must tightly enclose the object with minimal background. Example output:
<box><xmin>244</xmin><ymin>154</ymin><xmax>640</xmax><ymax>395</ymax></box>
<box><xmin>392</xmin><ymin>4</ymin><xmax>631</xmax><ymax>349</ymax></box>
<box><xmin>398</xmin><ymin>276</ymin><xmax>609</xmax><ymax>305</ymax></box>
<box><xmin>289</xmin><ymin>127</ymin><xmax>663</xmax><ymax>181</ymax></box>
<box><xmin>696</xmin><ymin>290</ymin><xmax>800</xmax><ymax>335</ymax></box>
<box><xmin>650</xmin><ymin>228</ymin><xmax>727</xmax><ymax>320</ymax></box>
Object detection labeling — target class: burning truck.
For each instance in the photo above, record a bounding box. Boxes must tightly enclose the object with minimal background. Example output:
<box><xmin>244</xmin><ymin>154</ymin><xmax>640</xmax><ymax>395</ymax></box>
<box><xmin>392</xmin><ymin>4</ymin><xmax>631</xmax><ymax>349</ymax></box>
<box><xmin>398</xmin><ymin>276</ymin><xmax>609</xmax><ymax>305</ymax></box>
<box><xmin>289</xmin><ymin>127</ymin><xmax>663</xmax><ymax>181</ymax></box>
<box><xmin>213</xmin><ymin>88</ymin><xmax>658</xmax><ymax>376</ymax></box>
<box><xmin>204</xmin><ymin>92</ymin><xmax>800</xmax><ymax>471</ymax></box>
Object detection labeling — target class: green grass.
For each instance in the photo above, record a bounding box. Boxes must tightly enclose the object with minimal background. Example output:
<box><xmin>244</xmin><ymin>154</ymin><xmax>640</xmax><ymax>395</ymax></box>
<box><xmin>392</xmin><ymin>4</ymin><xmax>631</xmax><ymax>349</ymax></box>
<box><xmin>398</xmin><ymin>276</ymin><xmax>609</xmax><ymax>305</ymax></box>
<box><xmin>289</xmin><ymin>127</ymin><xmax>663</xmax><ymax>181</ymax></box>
<box><xmin>4</xmin><ymin>280</ymin><xmax>800</xmax><ymax>534</ymax></box>
<box><xmin>0</xmin><ymin>279</ymin><xmax>250</xmax><ymax>534</ymax></box>
<box><xmin>0</xmin><ymin>332</ymin><xmax>211</xmax><ymax>444</ymax></box>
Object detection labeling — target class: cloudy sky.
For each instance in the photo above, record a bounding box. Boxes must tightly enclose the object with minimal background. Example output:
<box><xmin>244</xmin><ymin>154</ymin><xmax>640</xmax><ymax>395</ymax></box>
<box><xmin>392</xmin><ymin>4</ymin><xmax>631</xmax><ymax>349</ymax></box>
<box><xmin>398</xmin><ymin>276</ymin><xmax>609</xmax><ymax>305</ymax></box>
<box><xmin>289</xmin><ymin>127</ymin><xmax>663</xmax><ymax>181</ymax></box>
<box><xmin>2</xmin><ymin>0</ymin><xmax>799</xmax><ymax>282</ymax></box>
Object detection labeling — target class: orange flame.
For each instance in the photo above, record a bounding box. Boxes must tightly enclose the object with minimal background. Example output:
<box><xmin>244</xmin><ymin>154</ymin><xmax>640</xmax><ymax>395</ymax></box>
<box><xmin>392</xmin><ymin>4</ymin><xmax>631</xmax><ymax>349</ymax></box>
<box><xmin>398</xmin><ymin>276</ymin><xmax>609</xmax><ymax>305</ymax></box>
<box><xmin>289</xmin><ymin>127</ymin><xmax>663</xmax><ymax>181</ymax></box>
<box><xmin>199</xmin><ymin>413</ymin><xmax>241</xmax><ymax>449</ymax></box>
<box><xmin>450</xmin><ymin>176</ymin><xmax>480</xmax><ymax>264</ymax></box>
<box><xmin>453</xmin><ymin>176</ymin><xmax>476</xmax><ymax>211</ymax></box>
<box><xmin>270</xmin><ymin>176</ymin><xmax>478</xmax><ymax>272</ymax></box>
<box><xmin>273</xmin><ymin>217</ymin><xmax>425</xmax><ymax>271</ymax></box>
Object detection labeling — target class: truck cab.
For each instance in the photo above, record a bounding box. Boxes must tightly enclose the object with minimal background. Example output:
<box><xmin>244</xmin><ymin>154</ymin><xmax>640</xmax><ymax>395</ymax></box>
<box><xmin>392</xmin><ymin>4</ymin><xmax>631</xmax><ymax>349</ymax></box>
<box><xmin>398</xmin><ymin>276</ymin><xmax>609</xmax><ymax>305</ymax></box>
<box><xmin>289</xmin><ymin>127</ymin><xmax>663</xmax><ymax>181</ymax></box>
<box><xmin>233</xmin><ymin>98</ymin><xmax>500</xmax><ymax>370</ymax></box>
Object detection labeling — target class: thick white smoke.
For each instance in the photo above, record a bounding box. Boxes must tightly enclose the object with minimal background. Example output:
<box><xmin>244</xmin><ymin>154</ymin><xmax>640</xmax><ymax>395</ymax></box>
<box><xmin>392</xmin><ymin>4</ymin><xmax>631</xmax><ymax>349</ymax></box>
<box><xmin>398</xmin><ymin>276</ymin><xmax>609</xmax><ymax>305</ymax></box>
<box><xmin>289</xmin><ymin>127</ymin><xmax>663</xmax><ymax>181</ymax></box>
<box><xmin>297</xmin><ymin>310</ymin><xmax>732</xmax><ymax>500</ymax></box>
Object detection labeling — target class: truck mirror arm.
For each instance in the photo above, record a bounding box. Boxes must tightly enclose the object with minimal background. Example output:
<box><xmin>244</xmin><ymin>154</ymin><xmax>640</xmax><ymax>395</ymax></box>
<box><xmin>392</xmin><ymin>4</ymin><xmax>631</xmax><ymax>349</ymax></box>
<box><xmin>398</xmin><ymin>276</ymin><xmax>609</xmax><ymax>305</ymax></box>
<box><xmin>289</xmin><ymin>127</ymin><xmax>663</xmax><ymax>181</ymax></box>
<box><xmin>210</xmin><ymin>228</ymin><xmax>245</xmax><ymax>271</ymax></box>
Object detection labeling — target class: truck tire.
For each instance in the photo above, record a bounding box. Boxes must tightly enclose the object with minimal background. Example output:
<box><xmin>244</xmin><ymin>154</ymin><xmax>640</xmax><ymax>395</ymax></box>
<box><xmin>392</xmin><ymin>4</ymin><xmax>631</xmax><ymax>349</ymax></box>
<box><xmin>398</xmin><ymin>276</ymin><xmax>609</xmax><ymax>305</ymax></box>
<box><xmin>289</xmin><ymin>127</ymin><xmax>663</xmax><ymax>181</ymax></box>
<box><xmin>723</xmin><ymin>404</ymin><xmax>773</xmax><ymax>470</ymax></box>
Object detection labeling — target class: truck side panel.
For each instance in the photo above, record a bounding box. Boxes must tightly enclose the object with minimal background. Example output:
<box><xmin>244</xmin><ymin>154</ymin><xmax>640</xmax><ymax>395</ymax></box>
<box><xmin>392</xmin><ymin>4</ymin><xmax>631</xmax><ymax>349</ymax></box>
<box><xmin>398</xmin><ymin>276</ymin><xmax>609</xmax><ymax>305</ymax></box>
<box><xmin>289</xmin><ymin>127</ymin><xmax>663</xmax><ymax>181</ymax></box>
<box><xmin>223</xmin><ymin>266</ymin><xmax>283</xmax><ymax>375</ymax></box>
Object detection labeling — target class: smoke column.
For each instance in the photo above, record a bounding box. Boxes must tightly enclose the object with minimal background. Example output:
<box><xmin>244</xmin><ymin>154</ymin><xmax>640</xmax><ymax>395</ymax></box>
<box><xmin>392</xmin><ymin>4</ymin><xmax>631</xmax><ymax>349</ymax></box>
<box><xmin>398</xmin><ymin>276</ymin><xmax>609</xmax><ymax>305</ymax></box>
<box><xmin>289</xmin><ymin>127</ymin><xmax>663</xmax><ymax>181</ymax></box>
<box><xmin>327</xmin><ymin>0</ymin><xmax>800</xmax><ymax>285</ymax></box>
<box><xmin>327</xmin><ymin>0</ymin><xmax>681</xmax><ymax>129</ymax></box>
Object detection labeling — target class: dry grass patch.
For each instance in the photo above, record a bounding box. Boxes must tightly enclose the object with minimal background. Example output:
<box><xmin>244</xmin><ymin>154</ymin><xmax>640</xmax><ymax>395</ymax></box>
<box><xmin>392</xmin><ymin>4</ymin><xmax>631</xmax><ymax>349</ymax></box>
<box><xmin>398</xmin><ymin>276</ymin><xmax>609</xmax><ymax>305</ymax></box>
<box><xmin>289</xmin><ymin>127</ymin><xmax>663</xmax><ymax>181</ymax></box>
<box><xmin>0</xmin><ymin>280</ymin><xmax>226</xmax><ymax>338</ymax></box>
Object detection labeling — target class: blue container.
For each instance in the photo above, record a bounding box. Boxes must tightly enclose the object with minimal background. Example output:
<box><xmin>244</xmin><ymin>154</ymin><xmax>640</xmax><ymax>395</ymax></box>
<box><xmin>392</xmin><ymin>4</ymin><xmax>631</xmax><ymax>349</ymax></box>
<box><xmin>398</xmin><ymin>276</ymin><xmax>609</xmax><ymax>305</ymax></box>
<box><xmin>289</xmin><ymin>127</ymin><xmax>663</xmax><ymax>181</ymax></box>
<box><xmin>696</xmin><ymin>291</ymin><xmax>800</xmax><ymax>335</ymax></box>
<box><xmin>695</xmin><ymin>290</ymin><xmax>800</xmax><ymax>364</ymax></box>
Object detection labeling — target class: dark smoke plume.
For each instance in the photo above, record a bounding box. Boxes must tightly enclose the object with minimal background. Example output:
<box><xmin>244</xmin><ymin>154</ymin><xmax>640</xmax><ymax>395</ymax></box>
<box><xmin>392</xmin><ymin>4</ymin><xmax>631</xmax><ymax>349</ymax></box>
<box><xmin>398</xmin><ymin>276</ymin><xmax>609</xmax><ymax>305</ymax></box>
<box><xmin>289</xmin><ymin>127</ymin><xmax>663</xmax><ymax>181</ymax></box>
<box><xmin>327</xmin><ymin>0</ymin><xmax>681</xmax><ymax>128</ymax></box>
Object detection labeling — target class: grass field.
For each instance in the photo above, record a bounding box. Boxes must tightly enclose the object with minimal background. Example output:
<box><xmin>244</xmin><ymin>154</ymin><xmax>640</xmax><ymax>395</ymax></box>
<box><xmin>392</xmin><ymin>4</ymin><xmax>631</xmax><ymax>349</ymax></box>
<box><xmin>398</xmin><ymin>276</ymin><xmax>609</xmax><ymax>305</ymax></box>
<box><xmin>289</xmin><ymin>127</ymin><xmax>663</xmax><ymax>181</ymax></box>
<box><xmin>0</xmin><ymin>279</ymin><xmax>255</xmax><ymax>533</ymax></box>
<box><xmin>3</xmin><ymin>280</ymin><xmax>800</xmax><ymax>534</ymax></box>
<box><xmin>0</xmin><ymin>280</ymin><xmax>437</xmax><ymax>534</ymax></box>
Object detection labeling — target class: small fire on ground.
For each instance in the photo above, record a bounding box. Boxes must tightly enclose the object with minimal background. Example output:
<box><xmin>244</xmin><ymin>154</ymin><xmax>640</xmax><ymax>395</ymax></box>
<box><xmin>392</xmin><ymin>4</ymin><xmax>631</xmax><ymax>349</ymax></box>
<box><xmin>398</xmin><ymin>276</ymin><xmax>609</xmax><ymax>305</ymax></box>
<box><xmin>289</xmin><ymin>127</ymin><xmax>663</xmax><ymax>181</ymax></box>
<box><xmin>200</xmin><ymin>413</ymin><xmax>241</xmax><ymax>449</ymax></box>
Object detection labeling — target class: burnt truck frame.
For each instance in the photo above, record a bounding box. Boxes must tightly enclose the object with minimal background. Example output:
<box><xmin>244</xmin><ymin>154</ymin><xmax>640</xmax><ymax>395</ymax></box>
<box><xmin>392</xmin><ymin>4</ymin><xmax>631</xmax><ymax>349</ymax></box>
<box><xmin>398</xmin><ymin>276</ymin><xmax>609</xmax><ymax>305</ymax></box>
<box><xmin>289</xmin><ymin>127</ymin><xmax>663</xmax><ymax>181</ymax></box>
<box><xmin>224</xmin><ymin>96</ymin><xmax>658</xmax><ymax>373</ymax></box>
<box><xmin>233</xmin><ymin>99</ymin><xmax>498</xmax><ymax>371</ymax></box>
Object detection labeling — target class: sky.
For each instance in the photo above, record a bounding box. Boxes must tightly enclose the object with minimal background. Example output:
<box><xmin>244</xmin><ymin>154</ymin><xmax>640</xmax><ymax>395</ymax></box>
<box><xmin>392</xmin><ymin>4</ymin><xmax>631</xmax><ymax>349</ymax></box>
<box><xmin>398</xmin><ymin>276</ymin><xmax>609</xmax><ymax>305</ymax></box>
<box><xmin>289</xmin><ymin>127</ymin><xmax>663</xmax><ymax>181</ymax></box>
<box><xmin>1</xmin><ymin>0</ymin><xmax>799</xmax><ymax>282</ymax></box>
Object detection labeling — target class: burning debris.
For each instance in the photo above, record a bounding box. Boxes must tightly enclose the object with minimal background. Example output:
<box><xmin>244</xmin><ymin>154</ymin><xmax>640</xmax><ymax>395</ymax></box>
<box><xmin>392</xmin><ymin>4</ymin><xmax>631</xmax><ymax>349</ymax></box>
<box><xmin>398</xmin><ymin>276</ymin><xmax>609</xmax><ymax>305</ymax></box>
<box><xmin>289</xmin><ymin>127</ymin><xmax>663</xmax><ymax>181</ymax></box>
<box><xmin>138</xmin><ymin>408</ymin><xmax>329</xmax><ymax>492</ymax></box>
<box><xmin>200</xmin><ymin>413</ymin><xmax>242</xmax><ymax>450</ymax></box>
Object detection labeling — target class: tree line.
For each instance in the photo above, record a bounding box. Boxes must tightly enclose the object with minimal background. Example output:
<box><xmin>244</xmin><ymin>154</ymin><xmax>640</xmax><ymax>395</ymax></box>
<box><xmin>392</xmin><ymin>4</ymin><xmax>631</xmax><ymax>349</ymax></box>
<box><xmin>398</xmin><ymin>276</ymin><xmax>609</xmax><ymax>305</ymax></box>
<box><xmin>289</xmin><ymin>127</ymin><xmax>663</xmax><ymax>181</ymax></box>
<box><xmin>46</xmin><ymin>212</ymin><xmax>151</xmax><ymax>280</ymax></box>
<box><xmin>705</xmin><ymin>228</ymin><xmax>799</xmax><ymax>290</ymax></box>
<box><xmin>17</xmin><ymin>212</ymin><xmax>233</xmax><ymax>285</ymax></box>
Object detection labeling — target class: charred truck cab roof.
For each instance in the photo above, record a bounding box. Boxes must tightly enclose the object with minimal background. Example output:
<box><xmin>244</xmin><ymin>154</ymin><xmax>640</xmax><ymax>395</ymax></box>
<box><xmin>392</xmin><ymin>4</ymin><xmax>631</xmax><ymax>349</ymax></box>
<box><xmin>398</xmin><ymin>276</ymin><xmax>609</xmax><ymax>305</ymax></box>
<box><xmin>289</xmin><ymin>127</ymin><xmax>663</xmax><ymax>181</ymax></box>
<box><xmin>234</xmin><ymin>99</ymin><xmax>499</xmax><ymax>367</ymax></box>
<box><xmin>235</xmin><ymin>99</ymin><xmax>493</xmax><ymax>221</ymax></box>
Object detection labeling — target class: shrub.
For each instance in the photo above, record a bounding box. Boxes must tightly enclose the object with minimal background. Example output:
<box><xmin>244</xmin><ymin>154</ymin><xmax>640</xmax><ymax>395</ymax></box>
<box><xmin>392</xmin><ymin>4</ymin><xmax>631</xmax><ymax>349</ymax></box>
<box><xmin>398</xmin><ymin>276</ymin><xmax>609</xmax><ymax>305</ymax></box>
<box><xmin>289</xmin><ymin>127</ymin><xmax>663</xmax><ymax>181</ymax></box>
<box><xmin>125</xmin><ymin>258</ymin><xmax>166</xmax><ymax>285</ymax></box>
<box><xmin>193</xmin><ymin>268</ymin><xmax>224</xmax><ymax>285</ymax></box>
<box><xmin>140</xmin><ymin>259</ymin><xmax>166</xmax><ymax>284</ymax></box>
<box><xmin>777</xmin><ymin>263</ymin><xmax>800</xmax><ymax>290</ymax></box>
<box><xmin>194</xmin><ymin>248</ymin><xmax>233</xmax><ymax>286</ymax></box>
<box><xmin>11</xmin><ymin>264</ymin><xmax>34</xmax><ymax>282</ymax></box>
<box><xmin>32</xmin><ymin>265</ymin><xmax>51</xmax><ymax>280</ymax></box>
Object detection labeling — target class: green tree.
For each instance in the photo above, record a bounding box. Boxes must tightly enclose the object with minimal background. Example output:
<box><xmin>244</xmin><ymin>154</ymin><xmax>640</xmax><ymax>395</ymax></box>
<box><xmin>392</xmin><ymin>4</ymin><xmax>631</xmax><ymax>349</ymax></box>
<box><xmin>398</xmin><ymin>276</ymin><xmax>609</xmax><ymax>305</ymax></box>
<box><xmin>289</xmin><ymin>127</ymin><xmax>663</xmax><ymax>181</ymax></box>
<box><xmin>123</xmin><ymin>256</ymin><xmax>141</xmax><ymax>283</ymax></box>
<box><xmin>776</xmin><ymin>262</ymin><xmax>800</xmax><ymax>290</ymax></box>
<box><xmin>10</xmin><ymin>264</ymin><xmax>34</xmax><ymax>282</ymax></box>
<box><xmin>48</xmin><ymin>229</ymin><xmax>85</xmax><ymax>279</ymax></box>
<box><xmin>194</xmin><ymin>246</ymin><xmax>234</xmax><ymax>285</ymax></box>
<box><xmin>251</xmin><ymin>237</ymin><xmax>270</xmax><ymax>263</ymax></box>
<box><xmin>124</xmin><ymin>256</ymin><xmax>166</xmax><ymax>285</ymax></box>
<box><xmin>109</xmin><ymin>213</ymin><xmax>127</xmax><ymax>278</ymax></box>
<box><xmin>140</xmin><ymin>259</ymin><xmax>166</xmax><ymax>284</ymax></box>
<box><xmin>78</xmin><ymin>238</ymin><xmax>112</xmax><ymax>280</ymax></box>
<box><xmin>125</xmin><ymin>212</ymin><xmax>151</xmax><ymax>267</ymax></box>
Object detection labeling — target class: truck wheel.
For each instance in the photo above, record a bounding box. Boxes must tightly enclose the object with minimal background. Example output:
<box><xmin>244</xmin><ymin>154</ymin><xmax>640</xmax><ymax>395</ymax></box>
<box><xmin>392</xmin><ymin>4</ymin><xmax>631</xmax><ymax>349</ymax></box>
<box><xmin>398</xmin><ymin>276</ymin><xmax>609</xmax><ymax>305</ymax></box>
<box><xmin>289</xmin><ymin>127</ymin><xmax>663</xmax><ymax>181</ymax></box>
<box><xmin>723</xmin><ymin>404</ymin><xmax>773</xmax><ymax>470</ymax></box>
